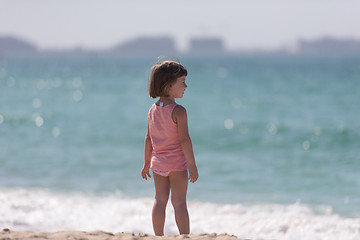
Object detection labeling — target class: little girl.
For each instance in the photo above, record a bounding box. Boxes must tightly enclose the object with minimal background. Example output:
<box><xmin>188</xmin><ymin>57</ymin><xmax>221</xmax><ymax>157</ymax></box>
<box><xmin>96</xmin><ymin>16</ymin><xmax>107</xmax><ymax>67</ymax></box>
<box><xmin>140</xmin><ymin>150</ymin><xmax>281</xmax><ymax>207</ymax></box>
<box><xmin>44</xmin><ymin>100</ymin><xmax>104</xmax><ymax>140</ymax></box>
<box><xmin>141</xmin><ymin>60</ymin><xmax>198</xmax><ymax>236</ymax></box>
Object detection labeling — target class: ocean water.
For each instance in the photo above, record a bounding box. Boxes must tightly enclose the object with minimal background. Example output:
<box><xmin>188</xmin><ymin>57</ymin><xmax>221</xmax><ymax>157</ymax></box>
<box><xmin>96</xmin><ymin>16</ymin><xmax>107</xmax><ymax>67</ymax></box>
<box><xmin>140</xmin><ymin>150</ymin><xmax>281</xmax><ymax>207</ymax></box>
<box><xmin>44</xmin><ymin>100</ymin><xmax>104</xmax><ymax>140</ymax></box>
<box><xmin>0</xmin><ymin>55</ymin><xmax>359</xmax><ymax>240</ymax></box>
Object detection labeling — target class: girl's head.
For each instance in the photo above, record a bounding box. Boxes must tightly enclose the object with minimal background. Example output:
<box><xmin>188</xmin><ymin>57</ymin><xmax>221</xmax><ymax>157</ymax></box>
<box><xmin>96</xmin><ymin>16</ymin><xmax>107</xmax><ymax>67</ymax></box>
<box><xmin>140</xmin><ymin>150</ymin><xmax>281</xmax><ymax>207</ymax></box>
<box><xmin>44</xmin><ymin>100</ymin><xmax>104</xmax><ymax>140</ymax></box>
<box><xmin>148</xmin><ymin>60</ymin><xmax>187</xmax><ymax>98</ymax></box>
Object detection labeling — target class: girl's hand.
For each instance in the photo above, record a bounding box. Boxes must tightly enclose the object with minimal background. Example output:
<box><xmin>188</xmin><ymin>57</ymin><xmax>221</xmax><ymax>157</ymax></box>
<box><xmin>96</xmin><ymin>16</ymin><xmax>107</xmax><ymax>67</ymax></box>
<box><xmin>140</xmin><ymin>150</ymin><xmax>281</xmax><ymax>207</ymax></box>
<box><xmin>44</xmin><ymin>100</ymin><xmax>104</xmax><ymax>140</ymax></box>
<box><xmin>141</xmin><ymin>165</ymin><xmax>151</xmax><ymax>180</ymax></box>
<box><xmin>188</xmin><ymin>165</ymin><xmax>198</xmax><ymax>183</ymax></box>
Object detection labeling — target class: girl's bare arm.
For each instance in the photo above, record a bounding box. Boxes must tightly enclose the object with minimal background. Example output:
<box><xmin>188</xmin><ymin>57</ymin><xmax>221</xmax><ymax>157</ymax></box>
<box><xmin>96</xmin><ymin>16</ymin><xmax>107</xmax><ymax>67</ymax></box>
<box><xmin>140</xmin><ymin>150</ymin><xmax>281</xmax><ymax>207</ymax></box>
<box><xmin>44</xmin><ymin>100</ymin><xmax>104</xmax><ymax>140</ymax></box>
<box><xmin>142</xmin><ymin>123</ymin><xmax>152</xmax><ymax>180</ymax></box>
<box><xmin>173</xmin><ymin>105</ymin><xmax>198</xmax><ymax>183</ymax></box>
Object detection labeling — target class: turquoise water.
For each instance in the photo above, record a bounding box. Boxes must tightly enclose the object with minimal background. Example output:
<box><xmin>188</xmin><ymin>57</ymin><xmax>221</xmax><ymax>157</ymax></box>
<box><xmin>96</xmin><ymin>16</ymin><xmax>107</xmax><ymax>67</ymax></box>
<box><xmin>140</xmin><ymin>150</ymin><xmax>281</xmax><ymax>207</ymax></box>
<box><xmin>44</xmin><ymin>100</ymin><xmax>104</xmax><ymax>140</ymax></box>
<box><xmin>0</xmin><ymin>55</ymin><xmax>359</xmax><ymax>239</ymax></box>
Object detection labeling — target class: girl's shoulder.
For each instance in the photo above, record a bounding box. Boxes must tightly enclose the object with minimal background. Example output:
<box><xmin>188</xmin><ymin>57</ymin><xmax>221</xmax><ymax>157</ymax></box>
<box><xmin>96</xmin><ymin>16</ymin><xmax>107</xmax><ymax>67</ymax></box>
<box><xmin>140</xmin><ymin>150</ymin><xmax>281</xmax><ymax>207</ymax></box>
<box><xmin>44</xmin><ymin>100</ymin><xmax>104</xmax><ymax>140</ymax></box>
<box><xmin>172</xmin><ymin>104</ymin><xmax>187</xmax><ymax>121</ymax></box>
<box><xmin>173</xmin><ymin>103</ymin><xmax>185</xmax><ymax>111</ymax></box>
<box><xmin>148</xmin><ymin>103</ymin><xmax>181</xmax><ymax>114</ymax></box>
<box><xmin>148</xmin><ymin>103</ymin><xmax>156</xmax><ymax>112</ymax></box>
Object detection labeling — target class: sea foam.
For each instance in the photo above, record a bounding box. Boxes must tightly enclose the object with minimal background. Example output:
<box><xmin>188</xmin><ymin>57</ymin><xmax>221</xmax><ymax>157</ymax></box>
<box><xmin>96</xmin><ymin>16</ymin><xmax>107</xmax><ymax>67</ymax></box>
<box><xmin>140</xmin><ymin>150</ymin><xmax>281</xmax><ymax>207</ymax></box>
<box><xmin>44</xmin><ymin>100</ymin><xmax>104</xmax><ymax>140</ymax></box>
<box><xmin>0</xmin><ymin>188</ymin><xmax>359</xmax><ymax>240</ymax></box>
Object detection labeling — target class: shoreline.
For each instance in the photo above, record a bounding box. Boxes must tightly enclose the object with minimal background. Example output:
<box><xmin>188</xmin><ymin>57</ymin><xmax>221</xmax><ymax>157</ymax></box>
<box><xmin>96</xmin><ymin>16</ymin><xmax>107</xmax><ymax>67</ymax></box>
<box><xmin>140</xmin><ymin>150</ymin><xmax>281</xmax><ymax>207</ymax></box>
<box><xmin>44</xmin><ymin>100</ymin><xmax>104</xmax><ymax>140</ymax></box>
<box><xmin>1</xmin><ymin>229</ymin><xmax>246</xmax><ymax>240</ymax></box>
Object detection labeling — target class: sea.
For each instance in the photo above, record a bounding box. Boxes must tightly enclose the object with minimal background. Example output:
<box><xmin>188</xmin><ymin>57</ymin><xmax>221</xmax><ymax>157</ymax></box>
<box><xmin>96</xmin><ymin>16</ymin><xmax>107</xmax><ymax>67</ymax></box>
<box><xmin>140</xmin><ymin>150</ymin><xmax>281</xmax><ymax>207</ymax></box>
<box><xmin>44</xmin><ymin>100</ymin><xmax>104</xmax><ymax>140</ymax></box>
<box><xmin>0</xmin><ymin>54</ymin><xmax>359</xmax><ymax>240</ymax></box>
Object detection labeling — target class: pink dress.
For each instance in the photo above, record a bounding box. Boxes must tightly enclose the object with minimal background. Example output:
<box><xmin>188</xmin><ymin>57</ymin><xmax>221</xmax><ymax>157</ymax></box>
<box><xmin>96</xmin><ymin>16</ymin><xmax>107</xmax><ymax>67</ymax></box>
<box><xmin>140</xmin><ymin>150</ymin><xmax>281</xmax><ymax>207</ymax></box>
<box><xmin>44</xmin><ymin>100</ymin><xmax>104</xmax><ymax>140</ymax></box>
<box><xmin>148</xmin><ymin>103</ymin><xmax>188</xmax><ymax>176</ymax></box>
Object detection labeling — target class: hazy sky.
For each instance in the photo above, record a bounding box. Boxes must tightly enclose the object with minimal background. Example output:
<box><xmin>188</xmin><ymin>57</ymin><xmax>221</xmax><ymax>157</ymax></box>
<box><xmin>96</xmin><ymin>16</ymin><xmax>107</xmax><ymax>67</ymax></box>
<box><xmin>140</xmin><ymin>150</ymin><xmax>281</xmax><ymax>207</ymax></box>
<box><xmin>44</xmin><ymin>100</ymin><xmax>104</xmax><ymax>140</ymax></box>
<box><xmin>1</xmin><ymin>0</ymin><xmax>359</xmax><ymax>51</ymax></box>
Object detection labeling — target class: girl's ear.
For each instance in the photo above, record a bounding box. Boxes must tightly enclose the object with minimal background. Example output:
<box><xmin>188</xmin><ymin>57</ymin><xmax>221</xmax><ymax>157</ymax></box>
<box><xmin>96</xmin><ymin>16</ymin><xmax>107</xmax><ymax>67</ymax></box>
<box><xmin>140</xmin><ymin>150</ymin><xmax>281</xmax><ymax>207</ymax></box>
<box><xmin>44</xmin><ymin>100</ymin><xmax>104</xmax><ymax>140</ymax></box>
<box><xmin>164</xmin><ymin>84</ymin><xmax>172</xmax><ymax>96</ymax></box>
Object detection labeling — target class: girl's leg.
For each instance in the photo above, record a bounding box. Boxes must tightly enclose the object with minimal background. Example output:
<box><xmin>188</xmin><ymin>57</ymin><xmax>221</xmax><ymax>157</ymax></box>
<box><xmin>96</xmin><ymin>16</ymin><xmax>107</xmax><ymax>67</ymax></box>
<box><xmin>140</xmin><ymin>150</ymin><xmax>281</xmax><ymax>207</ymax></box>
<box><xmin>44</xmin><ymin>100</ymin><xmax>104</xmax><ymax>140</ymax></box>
<box><xmin>152</xmin><ymin>172</ymin><xmax>170</xmax><ymax>236</ymax></box>
<box><xmin>169</xmin><ymin>170</ymin><xmax>189</xmax><ymax>234</ymax></box>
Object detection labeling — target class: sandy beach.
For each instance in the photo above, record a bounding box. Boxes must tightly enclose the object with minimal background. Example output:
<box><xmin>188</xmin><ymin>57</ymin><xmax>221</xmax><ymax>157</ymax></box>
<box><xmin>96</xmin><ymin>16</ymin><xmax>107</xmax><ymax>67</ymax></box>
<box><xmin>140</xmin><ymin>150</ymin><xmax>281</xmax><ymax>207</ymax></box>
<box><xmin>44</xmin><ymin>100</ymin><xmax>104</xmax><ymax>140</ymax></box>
<box><xmin>0</xmin><ymin>229</ymin><xmax>247</xmax><ymax>240</ymax></box>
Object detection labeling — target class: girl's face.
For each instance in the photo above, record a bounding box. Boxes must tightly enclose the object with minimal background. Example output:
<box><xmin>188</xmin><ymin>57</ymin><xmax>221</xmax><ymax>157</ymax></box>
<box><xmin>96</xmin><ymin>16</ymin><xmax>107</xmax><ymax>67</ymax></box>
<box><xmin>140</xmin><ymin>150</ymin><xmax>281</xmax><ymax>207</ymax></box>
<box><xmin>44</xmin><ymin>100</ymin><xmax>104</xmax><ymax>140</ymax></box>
<box><xmin>169</xmin><ymin>76</ymin><xmax>187</xmax><ymax>99</ymax></box>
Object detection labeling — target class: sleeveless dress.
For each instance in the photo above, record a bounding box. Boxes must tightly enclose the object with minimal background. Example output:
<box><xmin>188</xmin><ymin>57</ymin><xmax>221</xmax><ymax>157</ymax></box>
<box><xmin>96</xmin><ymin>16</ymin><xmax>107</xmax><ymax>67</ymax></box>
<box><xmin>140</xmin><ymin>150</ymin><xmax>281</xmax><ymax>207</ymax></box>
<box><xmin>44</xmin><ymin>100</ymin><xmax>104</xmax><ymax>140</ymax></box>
<box><xmin>148</xmin><ymin>103</ymin><xmax>188</xmax><ymax>176</ymax></box>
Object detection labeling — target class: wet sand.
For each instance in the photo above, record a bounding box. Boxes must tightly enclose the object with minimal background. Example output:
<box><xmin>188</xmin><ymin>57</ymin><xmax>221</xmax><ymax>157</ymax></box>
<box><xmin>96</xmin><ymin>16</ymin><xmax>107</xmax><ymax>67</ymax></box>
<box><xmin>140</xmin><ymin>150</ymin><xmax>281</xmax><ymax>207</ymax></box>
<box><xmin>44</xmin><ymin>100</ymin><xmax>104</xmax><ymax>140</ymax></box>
<box><xmin>0</xmin><ymin>229</ymin><xmax>249</xmax><ymax>240</ymax></box>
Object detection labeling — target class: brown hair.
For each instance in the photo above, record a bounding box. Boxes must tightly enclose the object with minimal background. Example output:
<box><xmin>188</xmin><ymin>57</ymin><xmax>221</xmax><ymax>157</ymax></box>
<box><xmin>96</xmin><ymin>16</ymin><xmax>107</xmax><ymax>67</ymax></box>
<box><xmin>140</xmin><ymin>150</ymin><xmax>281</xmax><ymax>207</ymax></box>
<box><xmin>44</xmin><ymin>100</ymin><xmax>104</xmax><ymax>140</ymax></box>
<box><xmin>148</xmin><ymin>60</ymin><xmax>187</xmax><ymax>98</ymax></box>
